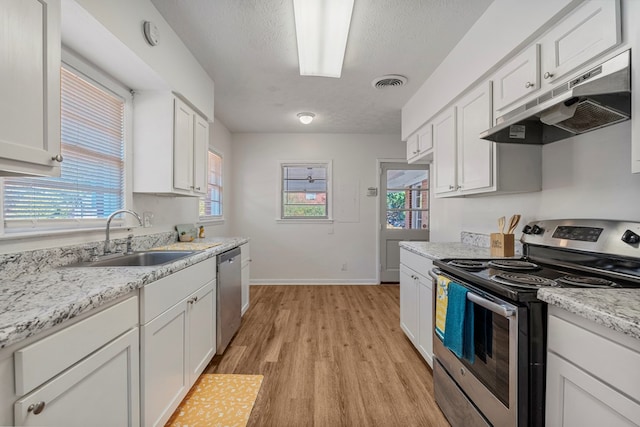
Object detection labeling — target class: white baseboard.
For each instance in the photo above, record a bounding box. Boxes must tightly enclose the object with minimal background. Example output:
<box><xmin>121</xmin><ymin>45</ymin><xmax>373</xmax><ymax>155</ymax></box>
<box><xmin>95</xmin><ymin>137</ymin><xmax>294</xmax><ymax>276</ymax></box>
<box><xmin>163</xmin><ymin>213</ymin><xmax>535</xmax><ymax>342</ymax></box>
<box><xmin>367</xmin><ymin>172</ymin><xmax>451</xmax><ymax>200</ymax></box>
<box><xmin>249</xmin><ymin>279</ymin><xmax>380</xmax><ymax>285</ymax></box>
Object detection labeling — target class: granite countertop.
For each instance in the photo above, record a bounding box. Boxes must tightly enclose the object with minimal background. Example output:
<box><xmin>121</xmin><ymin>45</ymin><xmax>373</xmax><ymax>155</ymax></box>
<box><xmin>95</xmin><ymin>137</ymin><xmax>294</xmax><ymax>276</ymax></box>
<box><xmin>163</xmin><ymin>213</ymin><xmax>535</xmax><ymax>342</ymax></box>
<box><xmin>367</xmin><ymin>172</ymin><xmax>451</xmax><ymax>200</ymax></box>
<box><xmin>537</xmin><ymin>288</ymin><xmax>640</xmax><ymax>340</ymax></box>
<box><xmin>0</xmin><ymin>237</ymin><xmax>247</xmax><ymax>349</ymax></box>
<box><xmin>399</xmin><ymin>241</ymin><xmax>501</xmax><ymax>260</ymax></box>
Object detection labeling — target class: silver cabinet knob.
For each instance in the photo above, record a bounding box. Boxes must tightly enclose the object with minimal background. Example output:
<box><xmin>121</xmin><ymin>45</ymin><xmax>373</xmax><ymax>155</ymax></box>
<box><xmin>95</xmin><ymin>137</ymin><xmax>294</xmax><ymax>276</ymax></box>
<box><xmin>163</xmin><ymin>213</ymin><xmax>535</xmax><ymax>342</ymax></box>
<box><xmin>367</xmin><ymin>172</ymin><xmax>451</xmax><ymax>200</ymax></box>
<box><xmin>525</xmin><ymin>81</ymin><xmax>535</xmax><ymax>88</ymax></box>
<box><xmin>543</xmin><ymin>71</ymin><xmax>554</xmax><ymax>79</ymax></box>
<box><xmin>51</xmin><ymin>154</ymin><xmax>63</xmax><ymax>162</ymax></box>
<box><xmin>28</xmin><ymin>401</ymin><xmax>46</xmax><ymax>415</ymax></box>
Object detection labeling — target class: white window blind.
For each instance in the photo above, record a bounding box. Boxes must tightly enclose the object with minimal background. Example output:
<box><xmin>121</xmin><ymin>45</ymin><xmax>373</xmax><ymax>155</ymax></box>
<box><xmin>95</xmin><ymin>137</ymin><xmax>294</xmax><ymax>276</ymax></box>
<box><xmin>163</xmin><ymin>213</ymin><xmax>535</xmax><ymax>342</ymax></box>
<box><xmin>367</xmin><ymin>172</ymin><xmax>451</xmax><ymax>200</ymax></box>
<box><xmin>3</xmin><ymin>66</ymin><xmax>125</xmax><ymax>225</ymax></box>
<box><xmin>200</xmin><ymin>150</ymin><xmax>222</xmax><ymax>219</ymax></box>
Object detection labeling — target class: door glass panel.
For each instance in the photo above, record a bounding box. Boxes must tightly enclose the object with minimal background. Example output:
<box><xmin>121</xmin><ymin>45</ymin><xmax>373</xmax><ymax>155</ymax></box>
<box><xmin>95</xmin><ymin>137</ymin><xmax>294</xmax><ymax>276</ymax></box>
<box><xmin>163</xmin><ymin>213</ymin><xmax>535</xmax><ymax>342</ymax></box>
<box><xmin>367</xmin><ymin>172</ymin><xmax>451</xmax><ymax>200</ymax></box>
<box><xmin>385</xmin><ymin>169</ymin><xmax>429</xmax><ymax>230</ymax></box>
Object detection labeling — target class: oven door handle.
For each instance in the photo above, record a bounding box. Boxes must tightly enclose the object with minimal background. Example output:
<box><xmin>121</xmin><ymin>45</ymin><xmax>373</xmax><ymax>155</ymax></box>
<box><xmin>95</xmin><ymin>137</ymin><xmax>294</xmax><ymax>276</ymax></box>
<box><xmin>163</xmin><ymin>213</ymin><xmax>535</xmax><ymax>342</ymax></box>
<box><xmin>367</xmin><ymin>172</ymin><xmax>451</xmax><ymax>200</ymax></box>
<box><xmin>430</xmin><ymin>267</ymin><xmax>516</xmax><ymax>318</ymax></box>
<box><xmin>466</xmin><ymin>292</ymin><xmax>516</xmax><ymax>318</ymax></box>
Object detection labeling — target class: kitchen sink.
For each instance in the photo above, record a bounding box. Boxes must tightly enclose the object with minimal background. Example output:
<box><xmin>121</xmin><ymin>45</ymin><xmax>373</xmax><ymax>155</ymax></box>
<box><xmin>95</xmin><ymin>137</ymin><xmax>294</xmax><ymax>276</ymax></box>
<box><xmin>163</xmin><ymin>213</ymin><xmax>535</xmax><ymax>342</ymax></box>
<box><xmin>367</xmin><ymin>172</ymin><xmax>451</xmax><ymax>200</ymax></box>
<box><xmin>68</xmin><ymin>251</ymin><xmax>198</xmax><ymax>267</ymax></box>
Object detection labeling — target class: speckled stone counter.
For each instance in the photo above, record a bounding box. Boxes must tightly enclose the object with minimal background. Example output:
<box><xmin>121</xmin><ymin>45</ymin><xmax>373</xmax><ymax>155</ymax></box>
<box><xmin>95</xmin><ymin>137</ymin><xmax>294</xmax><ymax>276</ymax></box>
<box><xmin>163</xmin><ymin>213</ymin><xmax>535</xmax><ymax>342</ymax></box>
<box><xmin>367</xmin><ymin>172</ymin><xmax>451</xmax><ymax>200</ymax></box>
<box><xmin>399</xmin><ymin>241</ymin><xmax>496</xmax><ymax>260</ymax></box>
<box><xmin>0</xmin><ymin>236</ymin><xmax>248</xmax><ymax>349</ymax></box>
<box><xmin>537</xmin><ymin>288</ymin><xmax>640</xmax><ymax>341</ymax></box>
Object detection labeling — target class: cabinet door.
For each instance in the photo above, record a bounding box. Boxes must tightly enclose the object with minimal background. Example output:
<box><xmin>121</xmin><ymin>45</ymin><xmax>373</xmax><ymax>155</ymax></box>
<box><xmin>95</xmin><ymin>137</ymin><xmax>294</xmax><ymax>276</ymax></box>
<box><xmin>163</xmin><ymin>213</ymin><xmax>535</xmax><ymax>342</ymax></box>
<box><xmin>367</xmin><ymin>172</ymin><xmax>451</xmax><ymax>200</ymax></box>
<box><xmin>173</xmin><ymin>98</ymin><xmax>194</xmax><ymax>192</ymax></box>
<box><xmin>493</xmin><ymin>44</ymin><xmax>539</xmax><ymax>112</ymax></box>
<box><xmin>399</xmin><ymin>264</ymin><xmax>418</xmax><ymax>344</ymax></box>
<box><xmin>14</xmin><ymin>328</ymin><xmax>139</xmax><ymax>427</ymax></box>
<box><xmin>406</xmin><ymin>133</ymin><xmax>420</xmax><ymax>162</ymax></box>
<box><xmin>417</xmin><ymin>273</ymin><xmax>433</xmax><ymax>368</ymax></box>
<box><xmin>457</xmin><ymin>82</ymin><xmax>494</xmax><ymax>194</ymax></box>
<box><xmin>433</xmin><ymin>107</ymin><xmax>457</xmax><ymax>196</ymax></box>
<box><xmin>192</xmin><ymin>115</ymin><xmax>209</xmax><ymax>195</ymax></box>
<box><xmin>540</xmin><ymin>0</ymin><xmax>620</xmax><ymax>85</ymax></box>
<box><xmin>0</xmin><ymin>0</ymin><xmax>61</xmax><ymax>177</ymax></box>
<box><xmin>546</xmin><ymin>352</ymin><xmax>640</xmax><ymax>427</ymax></box>
<box><xmin>188</xmin><ymin>281</ymin><xmax>216</xmax><ymax>385</ymax></box>
<box><xmin>142</xmin><ymin>301</ymin><xmax>189</xmax><ymax>427</ymax></box>
<box><xmin>417</xmin><ymin>124</ymin><xmax>433</xmax><ymax>154</ymax></box>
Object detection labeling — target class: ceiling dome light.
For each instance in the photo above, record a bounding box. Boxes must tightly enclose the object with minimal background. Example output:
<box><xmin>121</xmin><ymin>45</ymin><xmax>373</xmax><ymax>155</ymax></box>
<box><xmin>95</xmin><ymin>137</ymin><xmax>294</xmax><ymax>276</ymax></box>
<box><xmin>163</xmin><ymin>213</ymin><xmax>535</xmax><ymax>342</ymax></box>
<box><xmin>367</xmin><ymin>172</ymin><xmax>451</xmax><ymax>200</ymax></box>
<box><xmin>297</xmin><ymin>112</ymin><xmax>315</xmax><ymax>124</ymax></box>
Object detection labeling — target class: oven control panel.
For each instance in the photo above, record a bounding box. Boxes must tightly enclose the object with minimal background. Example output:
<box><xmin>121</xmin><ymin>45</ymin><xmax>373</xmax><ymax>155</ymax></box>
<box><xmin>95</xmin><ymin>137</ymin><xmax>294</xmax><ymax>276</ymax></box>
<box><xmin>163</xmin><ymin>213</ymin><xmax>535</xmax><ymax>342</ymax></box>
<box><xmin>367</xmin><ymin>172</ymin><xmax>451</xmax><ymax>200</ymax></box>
<box><xmin>552</xmin><ymin>226</ymin><xmax>603</xmax><ymax>242</ymax></box>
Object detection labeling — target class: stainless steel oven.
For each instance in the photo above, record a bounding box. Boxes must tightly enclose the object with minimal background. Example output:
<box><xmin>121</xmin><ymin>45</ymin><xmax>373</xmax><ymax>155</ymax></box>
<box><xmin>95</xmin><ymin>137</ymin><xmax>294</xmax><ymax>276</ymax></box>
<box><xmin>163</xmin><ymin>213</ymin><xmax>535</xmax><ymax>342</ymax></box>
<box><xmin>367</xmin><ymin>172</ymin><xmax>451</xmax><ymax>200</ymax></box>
<box><xmin>429</xmin><ymin>269</ymin><xmax>528</xmax><ymax>427</ymax></box>
<box><xmin>430</xmin><ymin>219</ymin><xmax>640</xmax><ymax>427</ymax></box>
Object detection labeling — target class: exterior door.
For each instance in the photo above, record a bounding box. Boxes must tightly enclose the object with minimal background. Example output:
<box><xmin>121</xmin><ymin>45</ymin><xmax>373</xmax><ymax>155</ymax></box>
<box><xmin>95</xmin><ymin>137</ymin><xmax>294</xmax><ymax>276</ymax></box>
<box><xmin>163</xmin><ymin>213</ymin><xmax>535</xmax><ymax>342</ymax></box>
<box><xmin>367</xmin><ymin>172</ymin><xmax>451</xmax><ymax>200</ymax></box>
<box><xmin>379</xmin><ymin>162</ymin><xmax>429</xmax><ymax>282</ymax></box>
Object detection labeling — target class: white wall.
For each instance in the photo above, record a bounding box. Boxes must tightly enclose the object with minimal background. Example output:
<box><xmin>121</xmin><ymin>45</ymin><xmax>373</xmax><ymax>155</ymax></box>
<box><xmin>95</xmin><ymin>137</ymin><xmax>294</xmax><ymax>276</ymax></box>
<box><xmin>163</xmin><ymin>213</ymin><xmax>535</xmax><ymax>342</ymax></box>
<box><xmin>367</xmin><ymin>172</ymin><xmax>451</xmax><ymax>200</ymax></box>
<box><xmin>430</xmin><ymin>122</ymin><xmax>640</xmax><ymax>242</ymax></box>
<box><xmin>230</xmin><ymin>133</ymin><xmax>405</xmax><ymax>283</ymax></box>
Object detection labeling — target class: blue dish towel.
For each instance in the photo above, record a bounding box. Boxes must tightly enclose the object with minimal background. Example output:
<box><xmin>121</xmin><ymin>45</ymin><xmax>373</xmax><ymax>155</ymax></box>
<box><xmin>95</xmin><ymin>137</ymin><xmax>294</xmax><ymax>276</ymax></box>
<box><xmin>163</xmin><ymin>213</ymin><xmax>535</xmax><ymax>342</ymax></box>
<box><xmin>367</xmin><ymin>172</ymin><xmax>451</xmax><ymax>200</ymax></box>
<box><xmin>443</xmin><ymin>282</ymin><xmax>475</xmax><ymax>363</ymax></box>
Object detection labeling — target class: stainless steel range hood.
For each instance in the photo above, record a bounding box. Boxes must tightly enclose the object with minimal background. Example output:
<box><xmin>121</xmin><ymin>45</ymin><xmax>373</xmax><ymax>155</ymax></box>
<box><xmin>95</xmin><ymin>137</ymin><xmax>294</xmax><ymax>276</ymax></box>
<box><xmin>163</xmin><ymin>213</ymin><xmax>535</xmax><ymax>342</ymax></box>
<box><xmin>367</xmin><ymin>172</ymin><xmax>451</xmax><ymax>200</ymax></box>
<box><xmin>480</xmin><ymin>50</ymin><xmax>631</xmax><ymax>144</ymax></box>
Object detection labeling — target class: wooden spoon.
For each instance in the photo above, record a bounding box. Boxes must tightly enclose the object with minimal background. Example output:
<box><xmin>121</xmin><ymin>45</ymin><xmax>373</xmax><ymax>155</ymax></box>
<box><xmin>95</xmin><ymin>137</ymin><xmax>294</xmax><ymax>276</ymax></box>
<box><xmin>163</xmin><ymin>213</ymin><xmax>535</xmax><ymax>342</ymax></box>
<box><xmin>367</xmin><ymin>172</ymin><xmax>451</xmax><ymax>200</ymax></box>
<box><xmin>498</xmin><ymin>216</ymin><xmax>505</xmax><ymax>234</ymax></box>
<box><xmin>507</xmin><ymin>214</ymin><xmax>521</xmax><ymax>234</ymax></box>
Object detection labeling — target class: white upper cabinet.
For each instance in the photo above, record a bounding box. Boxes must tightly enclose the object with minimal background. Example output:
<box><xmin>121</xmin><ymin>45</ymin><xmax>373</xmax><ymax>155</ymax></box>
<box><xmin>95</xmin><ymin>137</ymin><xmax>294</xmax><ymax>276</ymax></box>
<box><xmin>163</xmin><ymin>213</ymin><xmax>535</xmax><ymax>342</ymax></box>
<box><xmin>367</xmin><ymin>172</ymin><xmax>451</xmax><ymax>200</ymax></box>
<box><xmin>407</xmin><ymin>124</ymin><xmax>433</xmax><ymax>164</ymax></box>
<box><xmin>433</xmin><ymin>107</ymin><xmax>457</xmax><ymax>196</ymax></box>
<box><xmin>492</xmin><ymin>45</ymin><xmax>540</xmax><ymax>112</ymax></box>
<box><xmin>434</xmin><ymin>81</ymin><xmax>541</xmax><ymax>198</ymax></box>
<box><xmin>0</xmin><ymin>0</ymin><xmax>61</xmax><ymax>177</ymax></box>
<box><xmin>539</xmin><ymin>0</ymin><xmax>621</xmax><ymax>86</ymax></box>
<box><xmin>456</xmin><ymin>82</ymin><xmax>494</xmax><ymax>193</ymax></box>
<box><xmin>133</xmin><ymin>92</ymin><xmax>208</xmax><ymax>196</ymax></box>
<box><xmin>493</xmin><ymin>0</ymin><xmax>621</xmax><ymax>118</ymax></box>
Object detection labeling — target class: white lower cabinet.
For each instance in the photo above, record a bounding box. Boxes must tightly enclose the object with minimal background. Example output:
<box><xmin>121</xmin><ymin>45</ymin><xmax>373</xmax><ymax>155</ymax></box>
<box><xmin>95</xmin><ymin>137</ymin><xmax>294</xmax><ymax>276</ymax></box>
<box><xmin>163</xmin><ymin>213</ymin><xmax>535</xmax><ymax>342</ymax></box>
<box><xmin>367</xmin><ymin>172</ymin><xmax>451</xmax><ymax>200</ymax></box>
<box><xmin>11</xmin><ymin>296</ymin><xmax>139</xmax><ymax>427</ymax></box>
<box><xmin>140</xmin><ymin>258</ymin><xmax>217</xmax><ymax>427</ymax></box>
<box><xmin>399</xmin><ymin>248</ymin><xmax>433</xmax><ymax>367</ymax></box>
<box><xmin>546</xmin><ymin>306</ymin><xmax>640</xmax><ymax>427</ymax></box>
<box><xmin>14</xmin><ymin>328</ymin><xmax>139</xmax><ymax>427</ymax></box>
<box><xmin>241</xmin><ymin>243</ymin><xmax>251</xmax><ymax>315</ymax></box>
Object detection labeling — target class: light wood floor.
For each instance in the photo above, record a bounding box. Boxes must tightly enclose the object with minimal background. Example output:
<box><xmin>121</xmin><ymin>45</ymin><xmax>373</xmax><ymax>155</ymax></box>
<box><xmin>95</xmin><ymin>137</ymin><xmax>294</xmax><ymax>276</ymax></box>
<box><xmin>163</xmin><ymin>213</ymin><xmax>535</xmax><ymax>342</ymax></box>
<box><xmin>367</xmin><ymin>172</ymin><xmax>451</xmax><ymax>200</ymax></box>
<box><xmin>205</xmin><ymin>285</ymin><xmax>450</xmax><ymax>427</ymax></box>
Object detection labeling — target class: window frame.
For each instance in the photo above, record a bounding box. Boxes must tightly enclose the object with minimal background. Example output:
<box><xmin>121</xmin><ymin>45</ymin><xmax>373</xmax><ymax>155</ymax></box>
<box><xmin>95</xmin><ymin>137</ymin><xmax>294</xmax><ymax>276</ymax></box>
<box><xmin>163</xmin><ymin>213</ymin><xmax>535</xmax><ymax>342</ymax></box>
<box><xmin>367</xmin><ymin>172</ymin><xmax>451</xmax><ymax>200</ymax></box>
<box><xmin>199</xmin><ymin>148</ymin><xmax>224</xmax><ymax>223</ymax></box>
<box><xmin>0</xmin><ymin>49</ymin><xmax>133</xmax><ymax>236</ymax></box>
<box><xmin>277</xmin><ymin>160</ymin><xmax>333</xmax><ymax>223</ymax></box>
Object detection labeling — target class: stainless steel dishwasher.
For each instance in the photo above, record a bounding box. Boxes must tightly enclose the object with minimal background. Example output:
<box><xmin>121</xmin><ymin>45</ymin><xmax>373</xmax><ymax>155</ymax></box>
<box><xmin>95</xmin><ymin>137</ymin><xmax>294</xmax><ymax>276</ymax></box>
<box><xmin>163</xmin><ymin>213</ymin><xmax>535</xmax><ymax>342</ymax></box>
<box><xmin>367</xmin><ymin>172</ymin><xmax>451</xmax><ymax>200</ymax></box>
<box><xmin>216</xmin><ymin>247</ymin><xmax>242</xmax><ymax>354</ymax></box>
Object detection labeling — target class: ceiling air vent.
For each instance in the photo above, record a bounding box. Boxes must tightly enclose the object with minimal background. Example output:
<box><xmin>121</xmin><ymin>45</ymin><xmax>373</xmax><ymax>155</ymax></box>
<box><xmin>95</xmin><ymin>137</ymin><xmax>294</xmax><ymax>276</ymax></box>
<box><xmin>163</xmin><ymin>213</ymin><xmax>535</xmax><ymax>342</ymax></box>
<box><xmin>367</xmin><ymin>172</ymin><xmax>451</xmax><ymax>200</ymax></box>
<box><xmin>372</xmin><ymin>75</ymin><xmax>407</xmax><ymax>89</ymax></box>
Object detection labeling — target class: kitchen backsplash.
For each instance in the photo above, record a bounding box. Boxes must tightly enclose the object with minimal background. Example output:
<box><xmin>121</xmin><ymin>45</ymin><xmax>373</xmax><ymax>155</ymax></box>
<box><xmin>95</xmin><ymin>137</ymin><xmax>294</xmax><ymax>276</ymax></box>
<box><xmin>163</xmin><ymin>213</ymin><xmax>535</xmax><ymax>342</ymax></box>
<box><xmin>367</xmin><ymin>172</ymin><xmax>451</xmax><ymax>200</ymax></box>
<box><xmin>461</xmin><ymin>231</ymin><xmax>523</xmax><ymax>255</ymax></box>
<box><xmin>0</xmin><ymin>231</ymin><xmax>177</xmax><ymax>280</ymax></box>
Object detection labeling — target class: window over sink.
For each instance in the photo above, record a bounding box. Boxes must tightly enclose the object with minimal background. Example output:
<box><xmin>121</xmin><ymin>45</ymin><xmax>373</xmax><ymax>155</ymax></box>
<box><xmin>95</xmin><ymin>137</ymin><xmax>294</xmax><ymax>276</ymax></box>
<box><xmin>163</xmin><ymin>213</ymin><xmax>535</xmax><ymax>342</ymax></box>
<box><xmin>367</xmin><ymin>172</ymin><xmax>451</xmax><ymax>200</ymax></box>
<box><xmin>1</xmin><ymin>55</ymin><xmax>131</xmax><ymax>233</ymax></box>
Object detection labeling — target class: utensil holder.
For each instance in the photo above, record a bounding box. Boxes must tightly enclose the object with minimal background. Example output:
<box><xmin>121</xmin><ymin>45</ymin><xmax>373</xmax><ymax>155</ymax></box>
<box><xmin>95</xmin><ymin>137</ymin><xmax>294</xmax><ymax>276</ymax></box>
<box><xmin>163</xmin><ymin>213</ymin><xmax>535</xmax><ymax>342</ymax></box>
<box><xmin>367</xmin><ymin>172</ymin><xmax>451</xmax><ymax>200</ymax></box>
<box><xmin>490</xmin><ymin>233</ymin><xmax>515</xmax><ymax>257</ymax></box>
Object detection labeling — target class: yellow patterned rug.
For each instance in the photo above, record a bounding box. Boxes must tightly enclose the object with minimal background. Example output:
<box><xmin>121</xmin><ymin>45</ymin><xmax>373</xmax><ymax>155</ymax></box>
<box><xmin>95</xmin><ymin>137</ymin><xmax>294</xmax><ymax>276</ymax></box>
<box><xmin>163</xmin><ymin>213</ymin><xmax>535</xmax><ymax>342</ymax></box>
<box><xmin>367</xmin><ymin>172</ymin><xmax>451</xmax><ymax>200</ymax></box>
<box><xmin>165</xmin><ymin>374</ymin><xmax>264</xmax><ymax>427</ymax></box>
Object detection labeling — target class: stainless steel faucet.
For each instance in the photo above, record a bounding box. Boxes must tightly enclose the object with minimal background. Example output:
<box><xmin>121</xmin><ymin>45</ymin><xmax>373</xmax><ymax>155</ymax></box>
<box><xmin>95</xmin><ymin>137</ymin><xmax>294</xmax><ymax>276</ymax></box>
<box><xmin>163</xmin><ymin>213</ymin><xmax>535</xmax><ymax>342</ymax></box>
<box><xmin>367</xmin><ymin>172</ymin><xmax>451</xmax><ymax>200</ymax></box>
<box><xmin>104</xmin><ymin>210</ymin><xmax>143</xmax><ymax>254</ymax></box>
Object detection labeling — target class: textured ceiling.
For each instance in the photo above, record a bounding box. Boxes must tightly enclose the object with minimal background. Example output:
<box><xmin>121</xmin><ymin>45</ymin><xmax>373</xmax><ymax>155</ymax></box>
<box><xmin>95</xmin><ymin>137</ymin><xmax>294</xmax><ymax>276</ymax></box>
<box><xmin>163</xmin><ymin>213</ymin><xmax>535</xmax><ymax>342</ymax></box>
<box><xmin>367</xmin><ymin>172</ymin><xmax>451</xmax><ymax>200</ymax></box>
<box><xmin>149</xmin><ymin>0</ymin><xmax>494</xmax><ymax>134</ymax></box>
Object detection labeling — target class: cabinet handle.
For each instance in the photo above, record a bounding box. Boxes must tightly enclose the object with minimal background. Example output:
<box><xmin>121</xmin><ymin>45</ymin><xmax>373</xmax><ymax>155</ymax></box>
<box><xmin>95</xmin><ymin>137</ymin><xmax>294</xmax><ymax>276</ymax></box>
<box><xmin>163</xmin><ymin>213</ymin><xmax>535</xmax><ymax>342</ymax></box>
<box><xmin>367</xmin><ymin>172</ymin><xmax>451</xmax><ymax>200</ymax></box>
<box><xmin>525</xmin><ymin>81</ymin><xmax>535</xmax><ymax>88</ymax></box>
<box><xmin>51</xmin><ymin>154</ymin><xmax>63</xmax><ymax>162</ymax></box>
<box><xmin>195</xmin><ymin>187</ymin><xmax>201</xmax><ymax>190</ymax></box>
<box><xmin>543</xmin><ymin>71</ymin><xmax>554</xmax><ymax>79</ymax></box>
<box><xmin>28</xmin><ymin>401</ymin><xmax>46</xmax><ymax>415</ymax></box>
<box><xmin>188</xmin><ymin>296</ymin><xmax>199</xmax><ymax>305</ymax></box>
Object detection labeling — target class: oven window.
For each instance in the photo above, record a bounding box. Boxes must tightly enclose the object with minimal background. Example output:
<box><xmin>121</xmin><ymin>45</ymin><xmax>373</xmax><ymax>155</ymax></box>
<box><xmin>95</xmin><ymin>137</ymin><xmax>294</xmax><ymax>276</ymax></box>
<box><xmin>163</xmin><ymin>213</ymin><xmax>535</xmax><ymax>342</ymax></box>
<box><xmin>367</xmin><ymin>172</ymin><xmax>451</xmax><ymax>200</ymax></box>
<box><xmin>461</xmin><ymin>305</ymin><xmax>510</xmax><ymax>407</ymax></box>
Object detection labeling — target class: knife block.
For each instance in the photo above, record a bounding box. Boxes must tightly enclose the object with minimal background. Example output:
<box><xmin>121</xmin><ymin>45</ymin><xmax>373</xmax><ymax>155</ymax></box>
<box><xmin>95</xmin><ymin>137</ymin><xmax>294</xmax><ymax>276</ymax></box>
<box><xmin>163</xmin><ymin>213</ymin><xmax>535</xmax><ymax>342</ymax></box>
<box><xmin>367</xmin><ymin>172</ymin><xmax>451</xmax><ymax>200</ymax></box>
<box><xmin>490</xmin><ymin>233</ymin><xmax>515</xmax><ymax>257</ymax></box>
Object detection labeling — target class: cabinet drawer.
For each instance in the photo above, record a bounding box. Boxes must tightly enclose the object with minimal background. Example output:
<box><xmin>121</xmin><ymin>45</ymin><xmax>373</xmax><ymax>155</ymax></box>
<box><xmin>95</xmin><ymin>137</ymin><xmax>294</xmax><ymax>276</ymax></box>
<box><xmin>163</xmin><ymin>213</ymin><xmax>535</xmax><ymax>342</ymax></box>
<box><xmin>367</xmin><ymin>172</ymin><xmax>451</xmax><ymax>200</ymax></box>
<box><xmin>15</xmin><ymin>296</ymin><xmax>138</xmax><ymax>396</ymax></box>
<box><xmin>140</xmin><ymin>257</ymin><xmax>216</xmax><ymax>324</ymax></box>
<box><xmin>400</xmin><ymin>248</ymin><xmax>433</xmax><ymax>276</ymax></box>
<box><xmin>548</xmin><ymin>311</ymin><xmax>640</xmax><ymax>402</ymax></box>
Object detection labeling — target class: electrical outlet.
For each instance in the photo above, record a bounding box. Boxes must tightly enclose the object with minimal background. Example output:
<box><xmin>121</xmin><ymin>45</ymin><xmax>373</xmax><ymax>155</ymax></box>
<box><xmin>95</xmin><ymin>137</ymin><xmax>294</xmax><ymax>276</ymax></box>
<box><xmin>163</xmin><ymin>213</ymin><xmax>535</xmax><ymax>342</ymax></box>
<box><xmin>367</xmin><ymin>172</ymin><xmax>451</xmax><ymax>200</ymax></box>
<box><xmin>341</xmin><ymin>263</ymin><xmax>348</xmax><ymax>271</ymax></box>
<box><xmin>143</xmin><ymin>211</ymin><xmax>154</xmax><ymax>228</ymax></box>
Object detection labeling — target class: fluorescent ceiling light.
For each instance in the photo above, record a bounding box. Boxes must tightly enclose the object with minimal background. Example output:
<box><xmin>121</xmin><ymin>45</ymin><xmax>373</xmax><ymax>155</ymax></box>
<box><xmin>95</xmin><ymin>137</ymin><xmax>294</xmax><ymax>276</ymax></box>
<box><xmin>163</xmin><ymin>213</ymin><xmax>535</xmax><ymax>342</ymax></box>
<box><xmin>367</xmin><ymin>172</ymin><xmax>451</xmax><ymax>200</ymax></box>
<box><xmin>293</xmin><ymin>0</ymin><xmax>355</xmax><ymax>78</ymax></box>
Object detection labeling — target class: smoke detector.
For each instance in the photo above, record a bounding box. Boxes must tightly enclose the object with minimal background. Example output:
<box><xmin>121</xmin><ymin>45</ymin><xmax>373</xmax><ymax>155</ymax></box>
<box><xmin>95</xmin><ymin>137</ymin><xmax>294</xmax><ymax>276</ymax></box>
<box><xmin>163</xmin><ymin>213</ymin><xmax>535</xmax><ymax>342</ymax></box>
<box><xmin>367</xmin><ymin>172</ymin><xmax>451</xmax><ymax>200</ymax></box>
<box><xmin>372</xmin><ymin>74</ymin><xmax>407</xmax><ymax>89</ymax></box>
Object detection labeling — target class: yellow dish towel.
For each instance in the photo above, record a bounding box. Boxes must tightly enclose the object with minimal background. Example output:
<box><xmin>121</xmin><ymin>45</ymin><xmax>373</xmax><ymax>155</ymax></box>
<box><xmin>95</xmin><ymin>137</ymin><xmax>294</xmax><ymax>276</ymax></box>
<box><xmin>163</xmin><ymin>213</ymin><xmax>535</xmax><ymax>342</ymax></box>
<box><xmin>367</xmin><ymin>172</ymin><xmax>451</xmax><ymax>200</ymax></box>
<box><xmin>435</xmin><ymin>275</ymin><xmax>450</xmax><ymax>340</ymax></box>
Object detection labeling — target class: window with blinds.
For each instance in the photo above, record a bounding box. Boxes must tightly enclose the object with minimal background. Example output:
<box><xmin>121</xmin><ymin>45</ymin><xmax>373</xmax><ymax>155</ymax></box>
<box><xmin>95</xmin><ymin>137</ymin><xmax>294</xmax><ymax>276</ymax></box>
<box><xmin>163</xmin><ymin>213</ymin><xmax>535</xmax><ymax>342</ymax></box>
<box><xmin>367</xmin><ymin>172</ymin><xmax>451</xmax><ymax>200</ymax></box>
<box><xmin>281</xmin><ymin>163</ymin><xmax>330</xmax><ymax>219</ymax></box>
<box><xmin>199</xmin><ymin>150</ymin><xmax>223</xmax><ymax>219</ymax></box>
<box><xmin>3</xmin><ymin>66</ymin><xmax>125</xmax><ymax>228</ymax></box>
